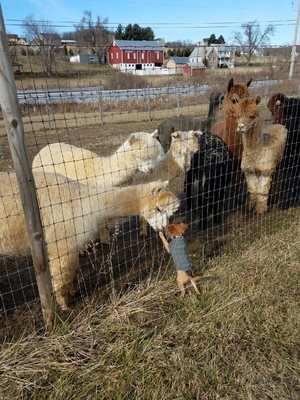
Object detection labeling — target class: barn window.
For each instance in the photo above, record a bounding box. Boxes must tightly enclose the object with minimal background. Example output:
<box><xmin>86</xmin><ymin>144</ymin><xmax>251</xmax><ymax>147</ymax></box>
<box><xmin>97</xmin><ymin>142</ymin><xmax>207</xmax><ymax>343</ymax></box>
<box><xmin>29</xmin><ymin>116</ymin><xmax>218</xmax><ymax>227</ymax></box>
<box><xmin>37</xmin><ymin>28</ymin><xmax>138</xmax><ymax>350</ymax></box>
<box><xmin>142</xmin><ymin>52</ymin><xmax>144</xmax><ymax>60</ymax></box>
<box><xmin>157</xmin><ymin>52</ymin><xmax>159</xmax><ymax>60</ymax></box>
<box><xmin>127</xmin><ymin>52</ymin><xmax>130</xmax><ymax>59</ymax></box>
<box><xmin>111</xmin><ymin>53</ymin><xmax>113</xmax><ymax>60</ymax></box>
<box><xmin>116</xmin><ymin>53</ymin><xmax>119</xmax><ymax>59</ymax></box>
<box><xmin>133</xmin><ymin>53</ymin><xmax>136</xmax><ymax>59</ymax></box>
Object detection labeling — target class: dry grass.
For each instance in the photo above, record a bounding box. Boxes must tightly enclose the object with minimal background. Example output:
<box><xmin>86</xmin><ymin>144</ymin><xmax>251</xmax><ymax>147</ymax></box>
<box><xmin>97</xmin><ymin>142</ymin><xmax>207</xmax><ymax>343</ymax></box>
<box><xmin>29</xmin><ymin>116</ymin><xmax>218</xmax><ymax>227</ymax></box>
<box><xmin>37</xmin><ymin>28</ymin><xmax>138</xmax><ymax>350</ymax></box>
<box><xmin>0</xmin><ymin>208</ymin><xmax>299</xmax><ymax>400</ymax></box>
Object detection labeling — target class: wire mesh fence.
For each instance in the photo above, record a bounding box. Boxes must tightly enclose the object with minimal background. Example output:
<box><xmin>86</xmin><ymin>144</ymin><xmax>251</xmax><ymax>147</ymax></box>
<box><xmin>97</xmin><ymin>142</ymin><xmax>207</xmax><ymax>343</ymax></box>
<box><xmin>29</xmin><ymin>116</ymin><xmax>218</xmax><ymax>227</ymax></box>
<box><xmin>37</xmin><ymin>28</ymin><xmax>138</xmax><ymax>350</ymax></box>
<box><xmin>0</xmin><ymin>35</ymin><xmax>300</xmax><ymax>337</ymax></box>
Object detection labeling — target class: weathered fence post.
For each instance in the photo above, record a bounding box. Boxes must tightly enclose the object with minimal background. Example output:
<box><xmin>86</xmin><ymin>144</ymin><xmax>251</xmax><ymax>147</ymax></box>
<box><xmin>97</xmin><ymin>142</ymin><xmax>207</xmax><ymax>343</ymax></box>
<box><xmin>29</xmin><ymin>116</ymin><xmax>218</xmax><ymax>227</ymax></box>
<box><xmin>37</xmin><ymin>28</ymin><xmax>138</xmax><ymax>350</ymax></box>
<box><xmin>0</xmin><ymin>5</ymin><xmax>56</xmax><ymax>331</ymax></box>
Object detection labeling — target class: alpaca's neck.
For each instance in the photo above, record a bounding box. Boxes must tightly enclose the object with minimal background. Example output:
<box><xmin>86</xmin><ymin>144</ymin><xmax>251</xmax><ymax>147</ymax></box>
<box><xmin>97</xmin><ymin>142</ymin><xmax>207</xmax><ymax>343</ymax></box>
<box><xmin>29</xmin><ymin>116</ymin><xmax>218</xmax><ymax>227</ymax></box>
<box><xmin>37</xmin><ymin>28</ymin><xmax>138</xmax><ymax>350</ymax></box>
<box><xmin>242</xmin><ymin>122</ymin><xmax>261</xmax><ymax>151</ymax></box>
<box><xmin>96</xmin><ymin>185</ymin><xmax>142</xmax><ymax>219</ymax></box>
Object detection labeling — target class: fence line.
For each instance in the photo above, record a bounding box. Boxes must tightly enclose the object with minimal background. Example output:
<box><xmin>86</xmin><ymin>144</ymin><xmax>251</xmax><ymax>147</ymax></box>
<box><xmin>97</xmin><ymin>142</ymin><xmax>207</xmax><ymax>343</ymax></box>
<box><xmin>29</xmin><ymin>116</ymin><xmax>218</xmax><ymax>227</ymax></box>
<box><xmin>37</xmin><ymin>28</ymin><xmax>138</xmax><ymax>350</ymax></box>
<box><xmin>0</xmin><ymin>6</ymin><xmax>55</xmax><ymax>331</ymax></box>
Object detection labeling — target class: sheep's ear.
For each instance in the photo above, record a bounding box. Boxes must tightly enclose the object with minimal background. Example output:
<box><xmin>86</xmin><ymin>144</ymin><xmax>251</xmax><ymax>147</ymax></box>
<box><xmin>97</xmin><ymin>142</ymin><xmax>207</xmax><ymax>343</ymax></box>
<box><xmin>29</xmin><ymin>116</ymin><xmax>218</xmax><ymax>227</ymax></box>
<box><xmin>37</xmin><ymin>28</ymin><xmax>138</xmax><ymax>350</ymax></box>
<box><xmin>247</xmin><ymin>78</ymin><xmax>253</xmax><ymax>87</ymax></box>
<box><xmin>171</xmin><ymin>131</ymin><xmax>181</xmax><ymax>139</ymax></box>
<box><xmin>256</xmin><ymin>96</ymin><xmax>261</xmax><ymax>105</ymax></box>
<box><xmin>227</xmin><ymin>78</ymin><xmax>234</xmax><ymax>92</ymax></box>
<box><xmin>151</xmin><ymin>129</ymin><xmax>159</xmax><ymax>138</ymax></box>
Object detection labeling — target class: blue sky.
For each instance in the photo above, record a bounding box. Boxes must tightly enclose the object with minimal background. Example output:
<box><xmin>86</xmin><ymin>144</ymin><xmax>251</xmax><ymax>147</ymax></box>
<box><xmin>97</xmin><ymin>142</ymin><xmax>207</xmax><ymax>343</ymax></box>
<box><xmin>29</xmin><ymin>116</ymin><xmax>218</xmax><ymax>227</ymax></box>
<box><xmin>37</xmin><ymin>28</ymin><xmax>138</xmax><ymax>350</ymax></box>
<box><xmin>2</xmin><ymin>0</ymin><xmax>299</xmax><ymax>46</ymax></box>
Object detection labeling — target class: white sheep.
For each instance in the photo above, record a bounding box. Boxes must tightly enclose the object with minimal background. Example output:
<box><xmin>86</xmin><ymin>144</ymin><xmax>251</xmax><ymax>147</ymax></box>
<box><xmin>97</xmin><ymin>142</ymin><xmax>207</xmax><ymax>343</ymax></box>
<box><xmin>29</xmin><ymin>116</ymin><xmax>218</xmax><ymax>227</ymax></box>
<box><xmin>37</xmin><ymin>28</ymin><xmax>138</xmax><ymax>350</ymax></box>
<box><xmin>32</xmin><ymin>131</ymin><xmax>165</xmax><ymax>189</ymax></box>
<box><xmin>0</xmin><ymin>171</ymin><xmax>180</xmax><ymax>310</ymax></box>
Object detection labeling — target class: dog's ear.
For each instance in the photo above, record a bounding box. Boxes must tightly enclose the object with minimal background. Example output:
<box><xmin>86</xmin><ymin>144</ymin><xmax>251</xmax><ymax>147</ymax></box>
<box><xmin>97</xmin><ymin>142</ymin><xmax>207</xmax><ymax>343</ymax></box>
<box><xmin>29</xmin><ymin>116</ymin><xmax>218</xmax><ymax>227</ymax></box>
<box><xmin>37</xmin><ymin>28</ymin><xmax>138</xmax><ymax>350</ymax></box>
<box><xmin>227</xmin><ymin>78</ymin><xmax>234</xmax><ymax>92</ymax></box>
<box><xmin>247</xmin><ymin>78</ymin><xmax>253</xmax><ymax>87</ymax></box>
<box><xmin>180</xmin><ymin>223</ymin><xmax>188</xmax><ymax>232</ymax></box>
<box><xmin>167</xmin><ymin>224</ymin><xmax>177</xmax><ymax>236</ymax></box>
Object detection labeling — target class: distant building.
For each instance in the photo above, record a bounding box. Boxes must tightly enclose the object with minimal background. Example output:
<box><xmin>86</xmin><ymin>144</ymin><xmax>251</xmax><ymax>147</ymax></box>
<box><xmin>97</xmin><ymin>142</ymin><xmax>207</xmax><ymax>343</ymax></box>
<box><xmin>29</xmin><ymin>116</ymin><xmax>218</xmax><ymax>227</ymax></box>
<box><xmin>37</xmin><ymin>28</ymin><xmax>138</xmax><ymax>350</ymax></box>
<box><xmin>190</xmin><ymin>41</ymin><xmax>235</xmax><ymax>69</ymax></box>
<box><xmin>70</xmin><ymin>54</ymin><xmax>99</xmax><ymax>64</ymax></box>
<box><xmin>108</xmin><ymin>40</ymin><xmax>164</xmax><ymax>72</ymax></box>
<box><xmin>166</xmin><ymin>56</ymin><xmax>189</xmax><ymax>74</ymax></box>
<box><xmin>7</xmin><ymin>34</ymin><xmax>27</xmax><ymax>45</ymax></box>
<box><xmin>183</xmin><ymin>61</ymin><xmax>206</xmax><ymax>77</ymax></box>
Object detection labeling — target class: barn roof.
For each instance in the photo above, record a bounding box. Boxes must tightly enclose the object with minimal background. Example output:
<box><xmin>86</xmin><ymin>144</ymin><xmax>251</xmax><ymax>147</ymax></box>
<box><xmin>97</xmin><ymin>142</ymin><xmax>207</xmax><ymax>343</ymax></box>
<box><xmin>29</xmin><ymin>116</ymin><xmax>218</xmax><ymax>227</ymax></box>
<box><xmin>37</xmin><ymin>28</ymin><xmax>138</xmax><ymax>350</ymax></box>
<box><xmin>169</xmin><ymin>56</ymin><xmax>189</xmax><ymax>65</ymax></box>
<box><xmin>113</xmin><ymin>40</ymin><xmax>163</xmax><ymax>51</ymax></box>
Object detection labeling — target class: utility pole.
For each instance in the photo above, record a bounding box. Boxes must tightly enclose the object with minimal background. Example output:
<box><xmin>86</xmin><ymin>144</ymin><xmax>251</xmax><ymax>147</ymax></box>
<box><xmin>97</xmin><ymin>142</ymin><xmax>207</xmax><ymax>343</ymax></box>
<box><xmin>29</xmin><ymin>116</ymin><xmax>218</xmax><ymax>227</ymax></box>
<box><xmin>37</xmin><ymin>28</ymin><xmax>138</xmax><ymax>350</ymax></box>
<box><xmin>289</xmin><ymin>0</ymin><xmax>300</xmax><ymax>79</ymax></box>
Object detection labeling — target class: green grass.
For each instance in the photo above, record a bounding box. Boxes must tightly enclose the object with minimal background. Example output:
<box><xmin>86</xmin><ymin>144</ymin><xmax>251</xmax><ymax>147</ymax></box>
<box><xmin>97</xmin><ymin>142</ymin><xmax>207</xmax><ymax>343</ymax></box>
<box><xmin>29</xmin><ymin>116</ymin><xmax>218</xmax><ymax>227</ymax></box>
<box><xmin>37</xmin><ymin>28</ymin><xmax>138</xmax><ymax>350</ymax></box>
<box><xmin>0</xmin><ymin>208</ymin><xmax>299</xmax><ymax>399</ymax></box>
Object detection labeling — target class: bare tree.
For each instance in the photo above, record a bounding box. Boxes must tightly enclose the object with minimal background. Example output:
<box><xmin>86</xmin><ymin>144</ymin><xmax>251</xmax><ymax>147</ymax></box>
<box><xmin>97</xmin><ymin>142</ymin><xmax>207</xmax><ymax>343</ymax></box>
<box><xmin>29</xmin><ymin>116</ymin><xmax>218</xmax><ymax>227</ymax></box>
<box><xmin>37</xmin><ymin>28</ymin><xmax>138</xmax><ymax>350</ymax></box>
<box><xmin>233</xmin><ymin>21</ymin><xmax>275</xmax><ymax>65</ymax></box>
<box><xmin>23</xmin><ymin>14</ymin><xmax>60</xmax><ymax>76</ymax></box>
<box><xmin>75</xmin><ymin>11</ymin><xmax>112</xmax><ymax>61</ymax></box>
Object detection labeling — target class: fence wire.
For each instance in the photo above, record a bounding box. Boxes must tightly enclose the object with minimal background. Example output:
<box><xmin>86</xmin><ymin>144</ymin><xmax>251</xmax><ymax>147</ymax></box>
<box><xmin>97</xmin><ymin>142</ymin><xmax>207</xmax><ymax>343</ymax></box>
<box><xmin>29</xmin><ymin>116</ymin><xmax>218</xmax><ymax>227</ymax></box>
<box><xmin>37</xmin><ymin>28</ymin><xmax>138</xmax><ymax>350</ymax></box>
<box><xmin>0</xmin><ymin>42</ymin><xmax>300</xmax><ymax>337</ymax></box>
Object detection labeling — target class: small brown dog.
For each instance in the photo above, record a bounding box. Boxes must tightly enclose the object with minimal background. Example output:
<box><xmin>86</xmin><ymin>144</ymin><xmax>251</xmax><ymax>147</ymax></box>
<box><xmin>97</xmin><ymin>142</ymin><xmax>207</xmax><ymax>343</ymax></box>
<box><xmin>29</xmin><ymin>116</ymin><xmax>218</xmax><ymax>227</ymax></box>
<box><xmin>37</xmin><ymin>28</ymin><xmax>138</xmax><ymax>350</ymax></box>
<box><xmin>159</xmin><ymin>223</ymin><xmax>201</xmax><ymax>297</ymax></box>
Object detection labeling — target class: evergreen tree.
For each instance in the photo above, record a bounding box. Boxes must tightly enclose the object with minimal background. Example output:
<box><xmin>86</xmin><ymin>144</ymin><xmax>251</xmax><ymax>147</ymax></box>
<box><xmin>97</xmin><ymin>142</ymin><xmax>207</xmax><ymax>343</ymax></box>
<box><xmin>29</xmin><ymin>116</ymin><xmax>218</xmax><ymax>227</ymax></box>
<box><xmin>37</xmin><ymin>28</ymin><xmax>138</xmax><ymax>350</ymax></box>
<box><xmin>217</xmin><ymin>35</ymin><xmax>225</xmax><ymax>44</ymax></box>
<box><xmin>115</xmin><ymin>24</ymin><xmax>124</xmax><ymax>39</ymax></box>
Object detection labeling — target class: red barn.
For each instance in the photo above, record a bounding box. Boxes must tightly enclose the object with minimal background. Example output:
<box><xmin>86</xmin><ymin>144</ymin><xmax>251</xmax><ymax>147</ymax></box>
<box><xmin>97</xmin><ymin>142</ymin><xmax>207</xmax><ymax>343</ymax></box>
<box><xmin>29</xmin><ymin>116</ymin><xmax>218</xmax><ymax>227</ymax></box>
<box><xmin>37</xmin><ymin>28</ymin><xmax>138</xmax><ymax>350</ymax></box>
<box><xmin>183</xmin><ymin>62</ymin><xmax>206</xmax><ymax>77</ymax></box>
<box><xmin>108</xmin><ymin>40</ymin><xmax>164</xmax><ymax>72</ymax></box>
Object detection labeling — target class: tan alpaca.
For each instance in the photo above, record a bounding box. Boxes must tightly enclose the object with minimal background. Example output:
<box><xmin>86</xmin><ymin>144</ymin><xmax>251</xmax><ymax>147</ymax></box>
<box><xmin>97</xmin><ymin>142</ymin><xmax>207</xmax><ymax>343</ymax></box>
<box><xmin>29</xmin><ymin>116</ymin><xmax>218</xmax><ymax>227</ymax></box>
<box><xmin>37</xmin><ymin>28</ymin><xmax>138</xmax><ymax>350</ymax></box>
<box><xmin>0</xmin><ymin>172</ymin><xmax>180</xmax><ymax>310</ymax></box>
<box><xmin>32</xmin><ymin>131</ymin><xmax>165</xmax><ymax>189</ymax></box>
<box><xmin>127</xmin><ymin>130</ymin><xmax>201</xmax><ymax>236</ymax></box>
<box><xmin>212</xmin><ymin>77</ymin><xmax>252</xmax><ymax>161</ymax></box>
<box><xmin>236</xmin><ymin>96</ymin><xmax>287</xmax><ymax>214</ymax></box>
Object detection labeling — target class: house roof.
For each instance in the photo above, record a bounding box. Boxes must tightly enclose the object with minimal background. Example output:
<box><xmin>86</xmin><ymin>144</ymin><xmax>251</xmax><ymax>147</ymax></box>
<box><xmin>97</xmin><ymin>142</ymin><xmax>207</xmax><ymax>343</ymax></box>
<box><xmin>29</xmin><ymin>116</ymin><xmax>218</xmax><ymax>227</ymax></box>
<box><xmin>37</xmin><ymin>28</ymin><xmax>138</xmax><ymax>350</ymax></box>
<box><xmin>189</xmin><ymin>46</ymin><xmax>205</xmax><ymax>59</ymax></box>
<box><xmin>169</xmin><ymin>56</ymin><xmax>189</xmax><ymax>65</ymax></box>
<box><xmin>113</xmin><ymin>40</ymin><xmax>163</xmax><ymax>51</ymax></box>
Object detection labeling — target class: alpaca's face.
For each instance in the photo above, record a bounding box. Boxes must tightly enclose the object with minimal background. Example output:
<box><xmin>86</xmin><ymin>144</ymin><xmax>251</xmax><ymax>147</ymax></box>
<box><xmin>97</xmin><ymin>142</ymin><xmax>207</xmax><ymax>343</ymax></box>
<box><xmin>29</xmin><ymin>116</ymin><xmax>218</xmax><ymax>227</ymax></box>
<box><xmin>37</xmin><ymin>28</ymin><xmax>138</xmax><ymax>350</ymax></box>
<box><xmin>127</xmin><ymin>131</ymin><xmax>165</xmax><ymax>173</ymax></box>
<box><xmin>267</xmin><ymin>93</ymin><xmax>287</xmax><ymax>124</ymax></box>
<box><xmin>141</xmin><ymin>190</ymin><xmax>180</xmax><ymax>231</ymax></box>
<box><xmin>170</xmin><ymin>130</ymin><xmax>200</xmax><ymax>171</ymax></box>
<box><xmin>236</xmin><ymin>97</ymin><xmax>261</xmax><ymax>134</ymax></box>
<box><xmin>225</xmin><ymin>83</ymin><xmax>251</xmax><ymax>117</ymax></box>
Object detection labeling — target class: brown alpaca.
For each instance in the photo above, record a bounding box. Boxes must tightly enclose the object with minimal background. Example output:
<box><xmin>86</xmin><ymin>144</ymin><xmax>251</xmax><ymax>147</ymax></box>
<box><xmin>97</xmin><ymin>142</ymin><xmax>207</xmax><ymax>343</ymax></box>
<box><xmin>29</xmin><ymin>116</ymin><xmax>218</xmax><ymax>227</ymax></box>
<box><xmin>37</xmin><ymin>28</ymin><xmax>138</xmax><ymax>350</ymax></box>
<box><xmin>212</xmin><ymin>77</ymin><xmax>252</xmax><ymax>161</ymax></box>
<box><xmin>236</xmin><ymin>96</ymin><xmax>287</xmax><ymax>215</ymax></box>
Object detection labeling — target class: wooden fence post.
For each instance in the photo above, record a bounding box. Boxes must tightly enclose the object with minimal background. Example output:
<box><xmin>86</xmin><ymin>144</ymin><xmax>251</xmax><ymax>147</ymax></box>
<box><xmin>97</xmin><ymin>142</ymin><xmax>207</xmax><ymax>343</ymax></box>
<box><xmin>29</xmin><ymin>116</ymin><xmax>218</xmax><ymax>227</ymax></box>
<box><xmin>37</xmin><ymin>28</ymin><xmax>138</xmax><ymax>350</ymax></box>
<box><xmin>0</xmin><ymin>5</ymin><xmax>56</xmax><ymax>331</ymax></box>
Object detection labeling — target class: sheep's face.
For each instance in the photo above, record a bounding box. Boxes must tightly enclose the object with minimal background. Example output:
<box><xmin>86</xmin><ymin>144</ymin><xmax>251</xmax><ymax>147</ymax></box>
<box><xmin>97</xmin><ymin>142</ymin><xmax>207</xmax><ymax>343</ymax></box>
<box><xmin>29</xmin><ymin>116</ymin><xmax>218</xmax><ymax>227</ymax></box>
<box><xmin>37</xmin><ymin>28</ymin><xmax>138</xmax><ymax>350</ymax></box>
<box><xmin>127</xmin><ymin>131</ymin><xmax>165</xmax><ymax>173</ymax></box>
<box><xmin>141</xmin><ymin>183</ymin><xmax>180</xmax><ymax>231</ymax></box>
<box><xmin>236</xmin><ymin>96</ymin><xmax>261</xmax><ymax>134</ymax></box>
<box><xmin>225</xmin><ymin>78</ymin><xmax>252</xmax><ymax>117</ymax></box>
<box><xmin>170</xmin><ymin>130</ymin><xmax>201</xmax><ymax>171</ymax></box>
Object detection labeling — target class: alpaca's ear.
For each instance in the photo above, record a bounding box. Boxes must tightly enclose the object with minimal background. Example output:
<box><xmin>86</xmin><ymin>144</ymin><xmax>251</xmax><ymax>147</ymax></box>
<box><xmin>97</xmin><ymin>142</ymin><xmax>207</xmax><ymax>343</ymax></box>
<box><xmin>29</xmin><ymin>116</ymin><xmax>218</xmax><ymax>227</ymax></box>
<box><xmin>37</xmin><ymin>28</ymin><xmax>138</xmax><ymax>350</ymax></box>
<box><xmin>152</xmin><ymin>180</ymin><xmax>169</xmax><ymax>194</ymax></box>
<box><xmin>191</xmin><ymin>130</ymin><xmax>202</xmax><ymax>138</ymax></box>
<box><xmin>171</xmin><ymin>131</ymin><xmax>181</xmax><ymax>139</ymax></box>
<box><xmin>227</xmin><ymin>78</ymin><xmax>234</xmax><ymax>92</ymax></box>
<box><xmin>256</xmin><ymin>96</ymin><xmax>261</xmax><ymax>105</ymax></box>
<box><xmin>128</xmin><ymin>133</ymin><xmax>137</xmax><ymax>145</ymax></box>
<box><xmin>247</xmin><ymin>78</ymin><xmax>253</xmax><ymax>87</ymax></box>
<box><xmin>151</xmin><ymin>129</ymin><xmax>159</xmax><ymax>138</ymax></box>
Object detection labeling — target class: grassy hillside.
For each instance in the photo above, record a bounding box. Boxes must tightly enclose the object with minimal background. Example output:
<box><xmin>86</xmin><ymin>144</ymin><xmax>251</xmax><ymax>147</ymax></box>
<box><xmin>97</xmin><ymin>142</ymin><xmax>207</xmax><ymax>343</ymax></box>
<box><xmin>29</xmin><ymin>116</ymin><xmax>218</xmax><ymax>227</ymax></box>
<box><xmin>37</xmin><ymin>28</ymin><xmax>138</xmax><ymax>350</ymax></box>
<box><xmin>0</xmin><ymin>208</ymin><xmax>299</xmax><ymax>399</ymax></box>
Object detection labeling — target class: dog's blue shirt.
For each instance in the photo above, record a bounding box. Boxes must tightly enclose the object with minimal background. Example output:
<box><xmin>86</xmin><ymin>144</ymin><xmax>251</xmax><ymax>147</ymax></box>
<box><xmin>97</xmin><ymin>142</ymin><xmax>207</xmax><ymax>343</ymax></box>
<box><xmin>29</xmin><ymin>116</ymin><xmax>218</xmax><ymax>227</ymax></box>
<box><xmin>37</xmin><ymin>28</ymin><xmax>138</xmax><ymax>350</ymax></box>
<box><xmin>169</xmin><ymin>236</ymin><xmax>191</xmax><ymax>271</ymax></box>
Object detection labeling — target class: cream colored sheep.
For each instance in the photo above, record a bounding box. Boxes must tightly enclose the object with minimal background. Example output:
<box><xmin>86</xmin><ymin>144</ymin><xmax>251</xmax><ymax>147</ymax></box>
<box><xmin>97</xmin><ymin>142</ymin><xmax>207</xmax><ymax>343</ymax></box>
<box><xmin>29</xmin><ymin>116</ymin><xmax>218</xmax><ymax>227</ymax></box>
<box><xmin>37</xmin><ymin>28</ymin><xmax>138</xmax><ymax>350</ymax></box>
<box><xmin>32</xmin><ymin>131</ymin><xmax>165</xmax><ymax>189</ymax></box>
<box><xmin>0</xmin><ymin>172</ymin><xmax>180</xmax><ymax>310</ymax></box>
<box><xmin>236</xmin><ymin>96</ymin><xmax>287</xmax><ymax>214</ymax></box>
